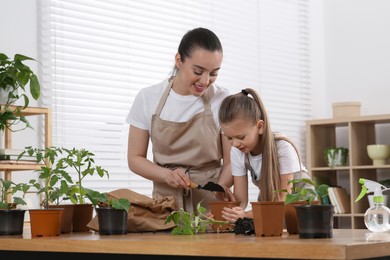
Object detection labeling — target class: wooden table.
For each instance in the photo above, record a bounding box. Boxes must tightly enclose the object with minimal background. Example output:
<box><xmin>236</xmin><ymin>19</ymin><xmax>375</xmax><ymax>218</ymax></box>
<box><xmin>0</xmin><ymin>228</ymin><xmax>389</xmax><ymax>259</ymax></box>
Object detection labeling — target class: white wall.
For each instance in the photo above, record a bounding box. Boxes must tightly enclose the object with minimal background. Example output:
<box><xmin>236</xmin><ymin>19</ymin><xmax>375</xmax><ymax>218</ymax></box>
<box><xmin>1</xmin><ymin>0</ymin><xmax>40</xmax><ymax>150</ymax></box>
<box><xmin>2</xmin><ymin>0</ymin><xmax>390</xmax><ymax>150</ymax></box>
<box><xmin>320</xmin><ymin>0</ymin><xmax>390</xmax><ymax>118</ymax></box>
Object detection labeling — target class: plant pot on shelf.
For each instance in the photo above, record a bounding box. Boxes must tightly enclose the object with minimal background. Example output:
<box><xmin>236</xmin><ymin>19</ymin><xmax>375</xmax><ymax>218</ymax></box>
<box><xmin>209</xmin><ymin>201</ymin><xmax>240</xmax><ymax>231</ymax></box>
<box><xmin>72</xmin><ymin>203</ymin><xmax>93</xmax><ymax>232</ymax></box>
<box><xmin>29</xmin><ymin>208</ymin><xmax>63</xmax><ymax>237</ymax></box>
<box><xmin>294</xmin><ymin>204</ymin><xmax>334</xmax><ymax>239</ymax></box>
<box><xmin>251</xmin><ymin>201</ymin><xmax>285</xmax><ymax>237</ymax></box>
<box><xmin>0</xmin><ymin>209</ymin><xmax>26</xmax><ymax>235</ymax></box>
<box><xmin>96</xmin><ymin>207</ymin><xmax>128</xmax><ymax>235</ymax></box>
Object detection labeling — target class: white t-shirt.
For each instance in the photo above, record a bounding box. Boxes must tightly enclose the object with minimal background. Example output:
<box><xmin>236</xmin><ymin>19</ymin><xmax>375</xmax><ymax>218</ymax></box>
<box><xmin>126</xmin><ymin>78</ymin><xmax>230</xmax><ymax>133</ymax></box>
<box><xmin>231</xmin><ymin>139</ymin><xmax>309</xmax><ymax>181</ymax></box>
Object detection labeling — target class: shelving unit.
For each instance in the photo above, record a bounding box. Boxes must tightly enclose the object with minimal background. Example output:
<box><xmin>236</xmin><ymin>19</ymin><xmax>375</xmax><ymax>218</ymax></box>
<box><xmin>306</xmin><ymin>114</ymin><xmax>390</xmax><ymax>229</ymax></box>
<box><xmin>0</xmin><ymin>106</ymin><xmax>52</xmax><ymax>201</ymax></box>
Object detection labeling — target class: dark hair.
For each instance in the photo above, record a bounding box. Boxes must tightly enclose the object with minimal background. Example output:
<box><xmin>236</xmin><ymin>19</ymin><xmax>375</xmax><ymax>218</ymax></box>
<box><xmin>178</xmin><ymin>27</ymin><xmax>223</xmax><ymax>62</ymax></box>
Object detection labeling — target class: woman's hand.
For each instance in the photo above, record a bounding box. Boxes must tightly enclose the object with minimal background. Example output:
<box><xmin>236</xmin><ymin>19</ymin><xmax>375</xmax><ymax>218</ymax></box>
<box><xmin>221</xmin><ymin>206</ymin><xmax>246</xmax><ymax>223</ymax></box>
<box><xmin>165</xmin><ymin>167</ymin><xmax>191</xmax><ymax>189</ymax></box>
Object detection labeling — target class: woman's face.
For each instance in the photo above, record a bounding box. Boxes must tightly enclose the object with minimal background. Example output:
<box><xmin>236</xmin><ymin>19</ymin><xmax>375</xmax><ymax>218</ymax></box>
<box><xmin>221</xmin><ymin>118</ymin><xmax>264</xmax><ymax>155</ymax></box>
<box><xmin>174</xmin><ymin>48</ymin><xmax>223</xmax><ymax>96</ymax></box>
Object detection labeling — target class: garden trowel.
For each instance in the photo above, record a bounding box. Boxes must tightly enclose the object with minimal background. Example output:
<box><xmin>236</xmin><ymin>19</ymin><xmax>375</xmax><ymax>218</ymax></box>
<box><xmin>190</xmin><ymin>180</ymin><xmax>225</xmax><ymax>193</ymax></box>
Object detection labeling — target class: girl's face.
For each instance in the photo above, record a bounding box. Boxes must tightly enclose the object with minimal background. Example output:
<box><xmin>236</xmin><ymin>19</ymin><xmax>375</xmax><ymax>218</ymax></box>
<box><xmin>174</xmin><ymin>48</ymin><xmax>223</xmax><ymax>96</ymax></box>
<box><xmin>221</xmin><ymin>118</ymin><xmax>264</xmax><ymax>155</ymax></box>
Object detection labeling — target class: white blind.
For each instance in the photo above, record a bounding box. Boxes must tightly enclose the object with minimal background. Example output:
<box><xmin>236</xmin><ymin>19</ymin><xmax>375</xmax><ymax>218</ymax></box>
<box><xmin>38</xmin><ymin>0</ymin><xmax>311</xmax><ymax>205</ymax></box>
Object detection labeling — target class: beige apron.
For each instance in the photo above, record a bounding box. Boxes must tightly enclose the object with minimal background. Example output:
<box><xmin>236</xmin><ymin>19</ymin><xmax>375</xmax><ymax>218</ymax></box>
<box><xmin>151</xmin><ymin>79</ymin><xmax>222</xmax><ymax>212</ymax></box>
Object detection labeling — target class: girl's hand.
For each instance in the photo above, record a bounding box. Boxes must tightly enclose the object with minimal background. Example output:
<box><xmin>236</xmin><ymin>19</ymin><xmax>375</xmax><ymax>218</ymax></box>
<box><xmin>214</xmin><ymin>186</ymin><xmax>237</xmax><ymax>201</ymax></box>
<box><xmin>221</xmin><ymin>206</ymin><xmax>246</xmax><ymax>223</ymax></box>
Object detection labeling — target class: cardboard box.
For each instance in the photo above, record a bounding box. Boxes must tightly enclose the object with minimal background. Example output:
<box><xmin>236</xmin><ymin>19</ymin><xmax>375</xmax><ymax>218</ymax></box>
<box><xmin>332</xmin><ymin>102</ymin><xmax>361</xmax><ymax>118</ymax></box>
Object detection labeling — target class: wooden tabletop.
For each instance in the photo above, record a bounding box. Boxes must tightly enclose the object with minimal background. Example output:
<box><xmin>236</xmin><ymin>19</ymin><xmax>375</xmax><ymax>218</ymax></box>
<box><xmin>1</xmin><ymin>228</ymin><xmax>390</xmax><ymax>259</ymax></box>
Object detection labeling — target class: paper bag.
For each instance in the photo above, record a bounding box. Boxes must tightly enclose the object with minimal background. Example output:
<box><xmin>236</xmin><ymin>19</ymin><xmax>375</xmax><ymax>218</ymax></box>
<box><xmin>87</xmin><ymin>189</ymin><xmax>177</xmax><ymax>232</ymax></box>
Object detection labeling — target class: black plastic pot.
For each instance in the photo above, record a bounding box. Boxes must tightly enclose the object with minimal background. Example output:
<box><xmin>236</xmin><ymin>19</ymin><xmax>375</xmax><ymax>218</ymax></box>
<box><xmin>294</xmin><ymin>204</ymin><xmax>334</xmax><ymax>238</ymax></box>
<box><xmin>96</xmin><ymin>207</ymin><xmax>128</xmax><ymax>235</ymax></box>
<box><xmin>0</xmin><ymin>209</ymin><xmax>26</xmax><ymax>235</ymax></box>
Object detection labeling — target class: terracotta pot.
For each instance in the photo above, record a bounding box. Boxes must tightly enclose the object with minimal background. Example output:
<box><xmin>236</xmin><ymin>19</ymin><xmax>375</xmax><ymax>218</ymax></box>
<box><xmin>209</xmin><ymin>201</ymin><xmax>240</xmax><ymax>231</ymax></box>
<box><xmin>29</xmin><ymin>208</ymin><xmax>63</xmax><ymax>237</ymax></box>
<box><xmin>0</xmin><ymin>209</ymin><xmax>26</xmax><ymax>235</ymax></box>
<box><xmin>251</xmin><ymin>201</ymin><xmax>285</xmax><ymax>237</ymax></box>
<box><xmin>96</xmin><ymin>207</ymin><xmax>128</xmax><ymax>235</ymax></box>
<box><xmin>294</xmin><ymin>204</ymin><xmax>334</xmax><ymax>238</ymax></box>
<box><xmin>49</xmin><ymin>204</ymin><xmax>74</xmax><ymax>233</ymax></box>
<box><xmin>72</xmin><ymin>203</ymin><xmax>93</xmax><ymax>232</ymax></box>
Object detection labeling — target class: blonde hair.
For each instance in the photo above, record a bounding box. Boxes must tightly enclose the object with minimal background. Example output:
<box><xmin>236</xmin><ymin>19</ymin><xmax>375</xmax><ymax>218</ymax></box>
<box><xmin>219</xmin><ymin>88</ymin><xmax>301</xmax><ymax>201</ymax></box>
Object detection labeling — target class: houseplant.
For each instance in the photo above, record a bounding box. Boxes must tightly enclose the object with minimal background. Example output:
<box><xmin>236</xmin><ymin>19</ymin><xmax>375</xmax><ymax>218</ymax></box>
<box><xmin>0</xmin><ymin>52</ymin><xmax>40</xmax><ymax>132</ymax></box>
<box><xmin>58</xmin><ymin>147</ymin><xmax>110</xmax><ymax>232</ymax></box>
<box><xmin>279</xmin><ymin>178</ymin><xmax>333</xmax><ymax>238</ymax></box>
<box><xmin>0</xmin><ymin>178</ymin><xmax>31</xmax><ymax>235</ymax></box>
<box><xmin>165</xmin><ymin>201</ymin><xmax>229</xmax><ymax>235</ymax></box>
<box><xmin>86</xmin><ymin>188</ymin><xmax>130</xmax><ymax>235</ymax></box>
<box><xmin>21</xmin><ymin>146</ymin><xmax>71</xmax><ymax>237</ymax></box>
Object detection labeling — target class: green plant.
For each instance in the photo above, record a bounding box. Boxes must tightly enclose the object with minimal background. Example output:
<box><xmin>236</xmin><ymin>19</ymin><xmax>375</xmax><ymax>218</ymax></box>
<box><xmin>0</xmin><ymin>178</ymin><xmax>31</xmax><ymax>210</ymax></box>
<box><xmin>20</xmin><ymin>146</ymin><xmax>73</xmax><ymax>209</ymax></box>
<box><xmin>59</xmin><ymin>148</ymin><xmax>109</xmax><ymax>204</ymax></box>
<box><xmin>85</xmin><ymin>189</ymin><xmax>130</xmax><ymax>213</ymax></box>
<box><xmin>0</xmin><ymin>52</ymin><xmax>41</xmax><ymax>132</ymax></box>
<box><xmin>164</xmin><ymin>201</ymin><xmax>229</xmax><ymax>235</ymax></box>
<box><xmin>276</xmin><ymin>178</ymin><xmax>329</xmax><ymax>205</ymax></box>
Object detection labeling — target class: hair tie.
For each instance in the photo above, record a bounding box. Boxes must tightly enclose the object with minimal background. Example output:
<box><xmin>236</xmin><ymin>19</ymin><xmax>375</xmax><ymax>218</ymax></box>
<box><xmin>241</xmin><ymin>89</ymin><xmax>248</xmax><ymax>96</ymax></box>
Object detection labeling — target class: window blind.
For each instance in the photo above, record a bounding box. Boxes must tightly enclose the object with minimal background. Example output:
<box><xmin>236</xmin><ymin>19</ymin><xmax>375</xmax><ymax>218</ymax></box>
<box><xmin>38</xmin><ymin>0</ymin><xmax>311</xmax><ymax>207</ymax></box>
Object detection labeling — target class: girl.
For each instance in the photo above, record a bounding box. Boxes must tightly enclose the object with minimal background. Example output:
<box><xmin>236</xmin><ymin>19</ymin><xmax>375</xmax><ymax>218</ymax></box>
<box><xmin>218</xmin><ymin>88</ymin><xmax>311</xmax><ymax>222</ymax></box>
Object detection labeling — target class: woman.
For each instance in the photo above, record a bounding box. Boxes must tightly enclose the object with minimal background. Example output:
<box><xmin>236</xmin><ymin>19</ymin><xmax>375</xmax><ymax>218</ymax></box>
<box><xmin>126</xmin><ymin>27</ymin><xmax>232</xmax><ymax>212</ymax></box>
<box><xmin>218</xmin><ymin>88</ymin><xmax>312</xmax><ymax>222</ymax></box>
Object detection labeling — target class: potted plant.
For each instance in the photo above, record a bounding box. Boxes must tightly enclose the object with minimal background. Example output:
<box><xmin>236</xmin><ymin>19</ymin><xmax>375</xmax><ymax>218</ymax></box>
<box><xmin>0</xmin><ymin>52</ymin><xmax>40</xmax><ymax>132</ymax></box>
<box><xmin>275</xmin><ymin>178</ymin><xmax>321</xmax><ymax>235</ymax></box>
<box><xmin>20</xmin><ymin>146</ymin><xmax>71</xmax><ymax>237</ymax></box>
<box><xmin>0</xmin><ymin>178</ymin><xmax>31</xmax><ymax>235</ymax></box>
<box><xmin>279</xmin><ymin>178</ymin><xmax>333</xmax><ymax>238</ymax></box>
<box><xmin>59</xmin><ymin>147</ymin><xmax>110</xmax><ymax>232</ymax></box>
<box><xmin>164</xmin><ymin>201</ymin><xmax>229</xmax><ymax>235</ymax></box>
<box><xmin>86</xmin><ymin>189</ymin><xmax>130</xmax><ymax>235</ymax></box>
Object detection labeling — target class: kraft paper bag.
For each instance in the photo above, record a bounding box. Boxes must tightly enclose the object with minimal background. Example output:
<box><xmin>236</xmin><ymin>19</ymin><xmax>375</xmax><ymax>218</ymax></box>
<box><xmin>87</xmin><ymin>189</ymin><xmax>177</xmax><ymax>232</ymax></box>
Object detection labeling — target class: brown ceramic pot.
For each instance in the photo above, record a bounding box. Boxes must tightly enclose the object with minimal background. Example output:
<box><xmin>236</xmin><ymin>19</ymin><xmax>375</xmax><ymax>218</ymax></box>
<box><xmin>72</xmin><ymin>203</ymin><xmax>93</xmax><ymax>232</ymax></box>
<box><xmin>29</xmin><ymin>208</ymin><xmax>63</xmax><ymax>237</ymax></box>
<box><xmin>251</xmin><ymin>201</ymin><xmax>285</xmax><ymax>237</ymax></box>
<box><xmin>209</xmin><ymin>201</ymin><xmax>240</xmax><ymax>231</ymax></box>
<box><xmin>49</xmin><ymin>204</ymin><xmax>75</xmax><ymax>233</ymax></box>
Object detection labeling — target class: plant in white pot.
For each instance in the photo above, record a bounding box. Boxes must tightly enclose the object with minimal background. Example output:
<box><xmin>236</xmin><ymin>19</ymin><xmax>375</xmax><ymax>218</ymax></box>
<box><xmin>0</xmin><ymin>178</ymin><xmax>31</xmax><ymax>235</ymax></box>
<box><xmin>0</xmin><ymin>52</ymin><xmax>40</xmax><ymax>132</ymax></box>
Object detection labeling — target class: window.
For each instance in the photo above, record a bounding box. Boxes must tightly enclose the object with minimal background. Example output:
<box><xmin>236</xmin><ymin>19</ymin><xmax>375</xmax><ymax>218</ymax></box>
<box><xmin>38</xmin><ymin>0</ymin><xmax>310</xmax><ymax>206</ymax></box>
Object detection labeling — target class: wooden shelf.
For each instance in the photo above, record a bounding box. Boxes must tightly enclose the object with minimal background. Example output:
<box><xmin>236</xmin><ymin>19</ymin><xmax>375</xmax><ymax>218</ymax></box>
<box><xmin>0</xmin><ymin>106</ymin><xmax>52</xmax><ymax>202</ymax></box>
<box><xmin>306</xmin><ymin>113</ymin><xmax>390</xmax><ymax>229</ymax></box>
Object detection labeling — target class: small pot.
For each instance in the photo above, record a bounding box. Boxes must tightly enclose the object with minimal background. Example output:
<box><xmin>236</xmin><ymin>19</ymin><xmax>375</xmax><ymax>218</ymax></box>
<box><xmin>209</xmin><ymin>201</ymin><xmax>240</xmax><ymax>231</ymax></box>
<box><xmin>0</xmin><ymin>209</ymin><xmax>26</xmax><ymax>235</ymax></box>
<box><xmin>96</xmin><ymin>207</ymin><xmax>128</xmax><ymax>235</ymax></box>
<box><xmin>251</xmin><ymin>201</ymin><xmax>285</xmax><ymax>237</ymax></box>
<box><xmin>323</xmin><ymin>147</ymin><xmax>348</xmax><ymax>167</ymax></box>
<box><xmin>294</xmin><ymin>204</ymin><xmax>334</xmax><ymax>239</ymax></box>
